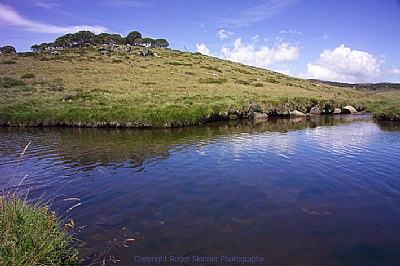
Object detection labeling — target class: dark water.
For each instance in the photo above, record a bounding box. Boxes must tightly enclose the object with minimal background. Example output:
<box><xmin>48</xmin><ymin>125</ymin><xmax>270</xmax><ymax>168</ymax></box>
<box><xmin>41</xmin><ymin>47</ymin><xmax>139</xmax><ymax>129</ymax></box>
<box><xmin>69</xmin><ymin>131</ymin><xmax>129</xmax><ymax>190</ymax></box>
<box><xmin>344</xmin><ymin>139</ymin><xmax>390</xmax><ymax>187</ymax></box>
<box><xmin>1</xmin><ymin>115</ymin><xmax>400</xmax><ymax>266</ymax></box>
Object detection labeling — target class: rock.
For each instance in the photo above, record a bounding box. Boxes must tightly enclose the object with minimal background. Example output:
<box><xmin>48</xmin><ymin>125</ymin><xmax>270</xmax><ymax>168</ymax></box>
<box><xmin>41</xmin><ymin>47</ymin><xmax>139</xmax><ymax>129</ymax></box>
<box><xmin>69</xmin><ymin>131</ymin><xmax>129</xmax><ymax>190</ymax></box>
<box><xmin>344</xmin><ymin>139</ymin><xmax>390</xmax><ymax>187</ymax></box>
<box><xmin>254</xmin><ymin>112</ymin><xmax>268</xmax><ymax>120</ymax></box>
<box><xmin>124</xmin><ymin>46</ymin><xmax>131</xmax><ymax>52</ymax></box>
<box><xmin>110</xmin><ymin>55</ymin><xmax>122</xmax><ymax>62</ymax></box>
<box><xmin>290</xmin><ymin>110</ymin><xmax>306</xmax><ymax>117</ymax></box>
<box><xmin>137</xmin><ymin>47</ymin><xmax>153</xmax><ymax>56</ymax></box>
<box><xmin>333</xmin><ymin>108</ymin><xmax>341</xmax><ymax>114</ymax></box>
<box><xmin>309</xmin><ymin>105</ymin><xmax>321</xmax><ymax>115</ymax></box>
<box><xmin>51</xmin><ymin>51</ymin><xmax>61</xmax><ymax>55</ymax></box>
<box><xmin>342</xmin><ymin>105</ymin><xmax>358</xmax><ymax>114</ymax></box>
<box><xmin>62</xmin><ymin>95</ymin><xmax>72</xmax><ymax>101</ymax></box>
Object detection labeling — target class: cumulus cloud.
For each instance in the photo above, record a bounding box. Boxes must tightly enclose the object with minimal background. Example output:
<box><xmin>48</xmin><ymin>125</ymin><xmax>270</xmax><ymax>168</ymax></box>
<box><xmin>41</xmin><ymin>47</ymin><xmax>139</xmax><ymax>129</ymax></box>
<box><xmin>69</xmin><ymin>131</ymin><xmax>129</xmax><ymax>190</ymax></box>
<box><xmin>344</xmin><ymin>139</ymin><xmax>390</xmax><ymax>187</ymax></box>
<box><xmin>387</xmin><ymin>67</ymin><xmax>400</xmax><ymax>77</ymax></box>
<box><xmin>196</xmin><ymin>43</ymin><xmax>211</xmax><ymax>55</ymax></box>
<box><xmin>217</xmin><ymin>29</ymin><xmax>234</xmax><ymax>40</ymax></box>
<box><xmin>273</xmin><ymin>69</ymin><xmax>292</xmax><ymax>75</ymax></box>
<box><xmin>221</xmin><ymin>38</ymin><xmax>299</xmax><ymax>68</ymax></box>
<box><xmin>299</xmin><ymin>44</ymin><xmax>383</xmax><ymax>83</ymax></box>
<box><xmin>0</xmin><ymin>3</ymin><xmax>108</xmax><ymax>34</ymax></box>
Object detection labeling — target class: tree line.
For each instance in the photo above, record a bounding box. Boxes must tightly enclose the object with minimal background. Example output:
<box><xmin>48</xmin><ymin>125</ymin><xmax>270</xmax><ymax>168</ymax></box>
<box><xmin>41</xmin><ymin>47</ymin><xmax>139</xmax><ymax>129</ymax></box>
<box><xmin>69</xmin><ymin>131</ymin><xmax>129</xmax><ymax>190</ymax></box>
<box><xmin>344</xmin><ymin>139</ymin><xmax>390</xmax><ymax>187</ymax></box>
<box><xmin>30</xmin><ymin>31</ymin><xmax>169</xmax><ymax>52</ymax></box>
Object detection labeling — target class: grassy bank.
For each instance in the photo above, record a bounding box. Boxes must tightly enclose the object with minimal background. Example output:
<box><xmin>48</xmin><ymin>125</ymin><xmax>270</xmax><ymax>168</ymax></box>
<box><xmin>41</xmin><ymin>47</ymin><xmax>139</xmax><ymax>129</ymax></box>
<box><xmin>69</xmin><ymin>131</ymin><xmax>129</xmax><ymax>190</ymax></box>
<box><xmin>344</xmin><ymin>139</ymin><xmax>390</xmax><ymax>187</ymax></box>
<box><xmin>0</xmin><ymin>193</ymin><xmax>80</xmax><ymax>266</ymax></box>
<box><xmin>0</xmin><ymin>47</ymin><xmax>399</xmax><ymax>127</ymax></box>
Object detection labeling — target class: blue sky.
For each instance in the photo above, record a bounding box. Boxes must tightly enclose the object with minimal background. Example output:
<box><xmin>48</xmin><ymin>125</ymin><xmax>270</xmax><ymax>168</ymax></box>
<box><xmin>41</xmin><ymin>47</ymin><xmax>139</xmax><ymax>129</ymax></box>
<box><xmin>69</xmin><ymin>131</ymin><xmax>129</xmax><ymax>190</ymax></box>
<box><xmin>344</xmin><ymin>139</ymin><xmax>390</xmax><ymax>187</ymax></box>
<box><xmin>1</xmin><ymin>0</ymin><xmax>400</xmax><ymax>83</ymax></box>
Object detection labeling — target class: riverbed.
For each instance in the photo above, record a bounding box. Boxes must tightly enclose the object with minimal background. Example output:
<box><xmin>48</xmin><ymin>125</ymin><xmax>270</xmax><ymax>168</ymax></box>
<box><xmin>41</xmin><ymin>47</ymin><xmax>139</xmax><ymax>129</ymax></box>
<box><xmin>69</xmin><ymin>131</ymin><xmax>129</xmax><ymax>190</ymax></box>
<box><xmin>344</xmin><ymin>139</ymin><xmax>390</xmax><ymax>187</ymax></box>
<box><xmin>1</xmin><ymin>115</ymin><xmax>399</xmax><ymax>265</ymax></box>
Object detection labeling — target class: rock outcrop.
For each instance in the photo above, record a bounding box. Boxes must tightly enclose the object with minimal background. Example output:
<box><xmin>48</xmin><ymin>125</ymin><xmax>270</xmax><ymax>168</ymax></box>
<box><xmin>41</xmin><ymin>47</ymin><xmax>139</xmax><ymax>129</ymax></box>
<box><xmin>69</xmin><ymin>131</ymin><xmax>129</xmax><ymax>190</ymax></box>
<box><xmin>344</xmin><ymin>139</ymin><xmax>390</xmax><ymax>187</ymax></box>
<box><xmin>333</xmin><ymin>108</ymin><xmax>341</xmax><ymax>114</ymax></box>
<box><xmin>309</xmin><ymin>105</ymin><xmax>321</xmax><ymax>115</ymax></box>
<box><xmin>290</xmin><ymin>110</ymin><xmax>306</xmax><ymax>117</ymax></box>
<box><xmin>342</xmin><ymin>105</ymin><xmax>358</xmax><ymax>114</ymax></box>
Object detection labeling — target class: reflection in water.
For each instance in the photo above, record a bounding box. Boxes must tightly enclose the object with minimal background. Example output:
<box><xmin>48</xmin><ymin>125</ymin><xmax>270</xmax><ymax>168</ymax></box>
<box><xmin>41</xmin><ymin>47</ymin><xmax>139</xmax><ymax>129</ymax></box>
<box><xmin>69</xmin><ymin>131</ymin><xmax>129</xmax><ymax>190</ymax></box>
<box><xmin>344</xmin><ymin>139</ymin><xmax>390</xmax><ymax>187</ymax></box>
<box><xmin>1</xmin><ymin>114</ymin><xmax>400</xmax><ymax>265</ymax></box>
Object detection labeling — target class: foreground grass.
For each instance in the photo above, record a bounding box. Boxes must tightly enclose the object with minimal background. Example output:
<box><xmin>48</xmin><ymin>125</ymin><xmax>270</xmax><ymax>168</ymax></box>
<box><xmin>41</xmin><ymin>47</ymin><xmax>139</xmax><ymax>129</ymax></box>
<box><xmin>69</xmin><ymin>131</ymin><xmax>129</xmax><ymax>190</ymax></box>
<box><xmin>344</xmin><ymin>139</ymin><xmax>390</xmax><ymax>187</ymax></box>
<box><xmin>0</xmin><ymin>47</ymin><xmax>399</xmax><ymax>127</ymax></box>
<box><xmin>0</xmin><ymin>193</ymin><xmax>81</xmax><ymax>266</ymax></box>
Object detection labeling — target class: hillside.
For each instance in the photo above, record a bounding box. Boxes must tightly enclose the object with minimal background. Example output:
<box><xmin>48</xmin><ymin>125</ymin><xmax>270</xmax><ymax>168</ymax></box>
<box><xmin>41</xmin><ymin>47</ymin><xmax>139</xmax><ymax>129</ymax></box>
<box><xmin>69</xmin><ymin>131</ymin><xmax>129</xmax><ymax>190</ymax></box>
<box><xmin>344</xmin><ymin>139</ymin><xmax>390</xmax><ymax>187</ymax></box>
<box><xmin>308</xmin><ymin>79</ymin><xmax>400</xmax><ymax>91</ymax></box>
<box><xmin>0</xmin><ymin>46</ymin><xmax>399</xmax><ymax>127</ymax></box>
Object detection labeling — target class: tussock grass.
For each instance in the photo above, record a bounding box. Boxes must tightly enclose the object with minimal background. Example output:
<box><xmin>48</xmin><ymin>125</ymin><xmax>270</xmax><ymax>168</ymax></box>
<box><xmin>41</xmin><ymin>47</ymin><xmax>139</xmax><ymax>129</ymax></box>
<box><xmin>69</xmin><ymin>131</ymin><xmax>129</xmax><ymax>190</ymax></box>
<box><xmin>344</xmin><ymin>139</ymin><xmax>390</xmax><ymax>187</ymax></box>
<box><xmin>0</xmin><ymin>46</ymin><xmax>399</xmax><ymax>126</ymax></box>
<box><xmin>0</xmin><ymin>142</ymin><xmax>81</xmax><ymax>266</ymax></box>
<box><xmin>21</xmin><ymin>73</ymin><xmax>35</xmax><ymax>79</ymax></box>
<box><xmin>0</xmin><ymin>194</ymin><xmax>81</xmax><ymax>266</ymax></box>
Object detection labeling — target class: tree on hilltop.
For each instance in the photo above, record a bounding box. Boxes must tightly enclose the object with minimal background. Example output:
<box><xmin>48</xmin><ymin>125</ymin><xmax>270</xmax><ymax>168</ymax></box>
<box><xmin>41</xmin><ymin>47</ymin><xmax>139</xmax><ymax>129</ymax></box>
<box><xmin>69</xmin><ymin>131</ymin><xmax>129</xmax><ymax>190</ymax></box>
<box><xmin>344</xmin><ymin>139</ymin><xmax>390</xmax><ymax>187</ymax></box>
<box><xmin>126</xmin><ymin>31</ymin><xmax>142</xmax><ymax>45</ymax></box>
<box><xmin>95</xmin><ymin>33</ymin><xmax>124</xmax><ymax>45</ymax></box>
<box><xmin>141</xmin><ymin>38</ymin><xmax>154</xmax><ymax>47</ymax></box>
<box><xmin>0</xmin><ymin>45</ymin><xmax>17</xmax><ymax>53</ymax></box>
<box><xmin>154</xmin><ymin>39</ymin><xmax>169</xmax><ymax>48</ymax></box>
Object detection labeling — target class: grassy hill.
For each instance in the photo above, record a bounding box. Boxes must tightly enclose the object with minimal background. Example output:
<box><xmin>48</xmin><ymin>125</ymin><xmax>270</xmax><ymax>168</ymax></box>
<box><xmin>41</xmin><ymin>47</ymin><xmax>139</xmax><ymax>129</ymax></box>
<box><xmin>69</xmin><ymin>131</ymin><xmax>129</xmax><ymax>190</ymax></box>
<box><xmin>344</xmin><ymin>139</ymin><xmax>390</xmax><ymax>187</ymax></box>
<box><xmin>0</xmin><ymin>46</ymin><xmax>399</xmax><ymax>127</ymax></box>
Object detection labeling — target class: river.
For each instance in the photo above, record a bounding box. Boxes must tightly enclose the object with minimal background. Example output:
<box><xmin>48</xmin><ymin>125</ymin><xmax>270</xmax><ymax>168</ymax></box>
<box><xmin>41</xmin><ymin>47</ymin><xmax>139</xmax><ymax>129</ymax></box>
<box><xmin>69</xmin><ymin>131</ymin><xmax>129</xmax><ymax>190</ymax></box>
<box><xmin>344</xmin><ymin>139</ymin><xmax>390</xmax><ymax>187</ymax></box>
<box><xmin>1</xmin><ymin>115</ymin><xmax>399</xmax><ymax>265</ymax></box>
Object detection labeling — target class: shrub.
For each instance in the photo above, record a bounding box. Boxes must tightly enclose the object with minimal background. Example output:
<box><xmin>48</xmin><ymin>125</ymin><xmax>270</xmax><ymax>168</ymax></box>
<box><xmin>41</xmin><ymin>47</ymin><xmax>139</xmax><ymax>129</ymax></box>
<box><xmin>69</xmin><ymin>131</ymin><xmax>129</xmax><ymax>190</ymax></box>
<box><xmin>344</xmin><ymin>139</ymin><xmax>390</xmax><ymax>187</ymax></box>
<box><xmin>21</xmin><ymin>73</ymin><xmax>35</xmax><ymax>79</ymax></box>
<box><xmin>253</xmin><ymin>83</ymin><xmax>264</xmax><ymax>87</ymax></box>
<box><xmin>234</xmin><ymin>68</ymin><xmax>252</xmax><ymax>75</ymax></box>
<box><xmin>265</xmin><ymin>78</ymin><xmax>279</xmax><ymax>84</ymax></box>
<box><xmin>1</xmin><ymin>77</ymin><xmax>26</xmax><ymax>88</ymax></box>
<box><xmin>200</xmin><ymin>66</ymin><xmax>222</xmax><ymax>73</ymax></box>
<box><xmin>1</xmin><ymin>60</ymin><xmax>17</xmax><ymax>65</ymax></box>
<box><xmin>236</xmin><ymin>79</ymin><xmax>250</xmax><ymax>85</ymax></box>
<box><xmin>166</xmin><ymin>61</ymin><xmax>192</xmax><ymax>66</ymax></box>
<box><xmin>198</xmin><ymin>78</ymin><xmax>227</xmax><ymax>84</ymax></box>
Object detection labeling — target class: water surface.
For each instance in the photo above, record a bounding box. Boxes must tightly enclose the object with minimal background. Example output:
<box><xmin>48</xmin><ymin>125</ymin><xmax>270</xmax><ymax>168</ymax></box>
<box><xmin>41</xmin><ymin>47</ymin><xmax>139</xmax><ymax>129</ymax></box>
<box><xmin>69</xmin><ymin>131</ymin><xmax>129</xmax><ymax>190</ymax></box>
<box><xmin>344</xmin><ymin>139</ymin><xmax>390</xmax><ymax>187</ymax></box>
<box><xmin>1</xmin><ymin>115</ymin><xmax>399</xmax><ymax>265</ymax></box>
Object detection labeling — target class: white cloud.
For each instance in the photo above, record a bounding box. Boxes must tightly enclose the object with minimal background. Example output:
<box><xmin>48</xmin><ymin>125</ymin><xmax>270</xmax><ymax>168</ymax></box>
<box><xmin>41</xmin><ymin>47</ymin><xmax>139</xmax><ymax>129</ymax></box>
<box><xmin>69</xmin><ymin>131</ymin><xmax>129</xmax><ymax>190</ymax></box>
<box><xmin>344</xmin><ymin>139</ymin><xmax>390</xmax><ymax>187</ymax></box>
<box><xmin>102</xmin><ymin>1</ymin><xmax>148</xmax><ymax>8</ymax></box>
<box><xmin>0</xmin><ymin>3</ymin><xmax>108</xmax><ymax>34</ymax></box>
<box><xmin>273</xmin><ymin>69</ymin><xmax>292</xmax><ymax>76</ymax></box>
<box><xmin>221</xmin><ymin>38</ymin><xmax>299</xmax><ymax>68</ymax></box>
<box><xmin>279</xmin><ymin>29</ymin><xmax>302</xmax><ymax>35</ymax></box>
<box><xmin>323</xmin><ymin>34</ymin><xmax>329</xmax><ymax>40</ymax></box>
<box><xmin>196</xmin><ymin>43</ymin><xmax>211</xmax><ymax>55</ymax></box>
<box><xmin>288</xmin><ymin>29</ymin><xmax>302</xmax><ymax>35</ymax></box>
<box><xmin>251</xmin><ymin>35</ymin><xmax>260</xmax><ymax>42</ymax></box>
<box><xmin>34</xmin><ymin>1</ymin><xmax>61</xmax><ymax>10</ymax></box>
<box><xmin>217</xmin><ymin>0</ymin><xmax>295</xmax><ymax>27</ymax></box>
<box><xmin>387</xmin><ymin>67</ymin><xmax>400</xmax><ymax>77</ymax></box>
<box><xmin>217</xmin><ymin>29</ymin><xmax>234</xmax><ymax>40</ymax></box>
<box><xmin>299</xmin><ymin>44</ymin><xmax>383</xmax><ymax>83</ymax></box>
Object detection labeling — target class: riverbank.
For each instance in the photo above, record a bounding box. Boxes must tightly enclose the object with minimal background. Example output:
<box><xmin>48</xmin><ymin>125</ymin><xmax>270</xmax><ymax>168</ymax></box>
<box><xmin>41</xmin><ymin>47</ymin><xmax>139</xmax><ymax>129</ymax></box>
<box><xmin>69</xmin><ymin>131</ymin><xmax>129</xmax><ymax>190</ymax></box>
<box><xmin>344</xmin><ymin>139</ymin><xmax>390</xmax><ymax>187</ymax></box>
<box><xmin>1</xmin><ymin>47</ymin><xmax>399</xmax><ymax>128</ymax></box>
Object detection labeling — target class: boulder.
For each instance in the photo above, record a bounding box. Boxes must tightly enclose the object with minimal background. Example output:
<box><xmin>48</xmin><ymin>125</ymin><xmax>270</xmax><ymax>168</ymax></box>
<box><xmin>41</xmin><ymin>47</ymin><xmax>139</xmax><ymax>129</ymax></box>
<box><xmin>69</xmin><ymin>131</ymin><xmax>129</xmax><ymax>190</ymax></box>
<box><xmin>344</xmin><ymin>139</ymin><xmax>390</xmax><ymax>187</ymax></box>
<box><xmin>254</xmin><ymin>112</ymin><xmax>268</xmax><ymax>120</ymax></box>
<box><xmin>309</xmin><ymin>105</ymin><xmax>321</xmax><ymax>115</ymax></box>
<box><xmin>124</xmin><ymin>46</ymin><xmax>131</xmax><ymax>52</ymax></box>
<box><xmin>342</xmin><ymin>105</ymin><xmax>357</xmax><ymax>114</ymax></box>
<box><xmin>333</xmin><ymin>108</ymin><xmax>341</xmax><ymax>114</ymax></box>
<box><xmin>51</xmin><ymin>51</ymin><xmax>61</xmax><ymax>55</ymax></box>
<box><xmin>290</xmin><ymin>110</ymin><xmax>306</xmax><ymax>117</ymax></box>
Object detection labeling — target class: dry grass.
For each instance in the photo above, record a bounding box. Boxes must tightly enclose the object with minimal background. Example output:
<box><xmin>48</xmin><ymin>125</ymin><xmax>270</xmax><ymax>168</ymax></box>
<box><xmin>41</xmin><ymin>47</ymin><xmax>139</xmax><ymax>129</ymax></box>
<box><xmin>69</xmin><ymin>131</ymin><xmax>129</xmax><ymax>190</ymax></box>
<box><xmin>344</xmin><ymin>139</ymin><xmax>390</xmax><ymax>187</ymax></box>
<box><xmin>0</xmin><ymin>47</ymin><xmax>399</xmax><ymax>126</ymax></box>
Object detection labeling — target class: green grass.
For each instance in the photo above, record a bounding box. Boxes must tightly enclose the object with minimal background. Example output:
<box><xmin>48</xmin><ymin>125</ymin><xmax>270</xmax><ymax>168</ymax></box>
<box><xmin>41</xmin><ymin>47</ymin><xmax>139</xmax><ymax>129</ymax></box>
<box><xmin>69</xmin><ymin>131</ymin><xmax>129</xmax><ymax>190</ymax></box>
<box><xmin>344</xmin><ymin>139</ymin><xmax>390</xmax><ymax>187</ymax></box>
<box><xmin>21</xmin><ymin>73</ymin><xmax>35</xmax><ymax>79</ymax></box>
<box><xmin>2</xmin><ymin>60</ymin><xmax>17</xmax><ymax>65</ymax></box>
<box><xmin>1</xmin><ymin>77</ymin><xmax>26</xmax><ymax>88</ymax></box>
<box><xmin>0</xmin><ymin>46</ymin><xmax>399</xmax><ymax>126</ymax></box>
<box><xmin>0</xmin><ymin>193</ymin><xmax>81</xmax><ymax>266</ymax></box>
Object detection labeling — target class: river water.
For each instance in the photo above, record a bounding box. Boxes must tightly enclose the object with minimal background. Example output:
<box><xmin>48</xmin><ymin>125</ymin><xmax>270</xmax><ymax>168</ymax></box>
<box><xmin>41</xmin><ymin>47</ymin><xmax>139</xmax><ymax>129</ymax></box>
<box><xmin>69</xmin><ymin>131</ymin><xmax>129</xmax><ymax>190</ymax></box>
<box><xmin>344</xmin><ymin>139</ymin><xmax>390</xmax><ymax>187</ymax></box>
<box><xmin>1</xmin><ymin>115</ymin><xmax>399</xmax><ymax>266</ymax></box>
